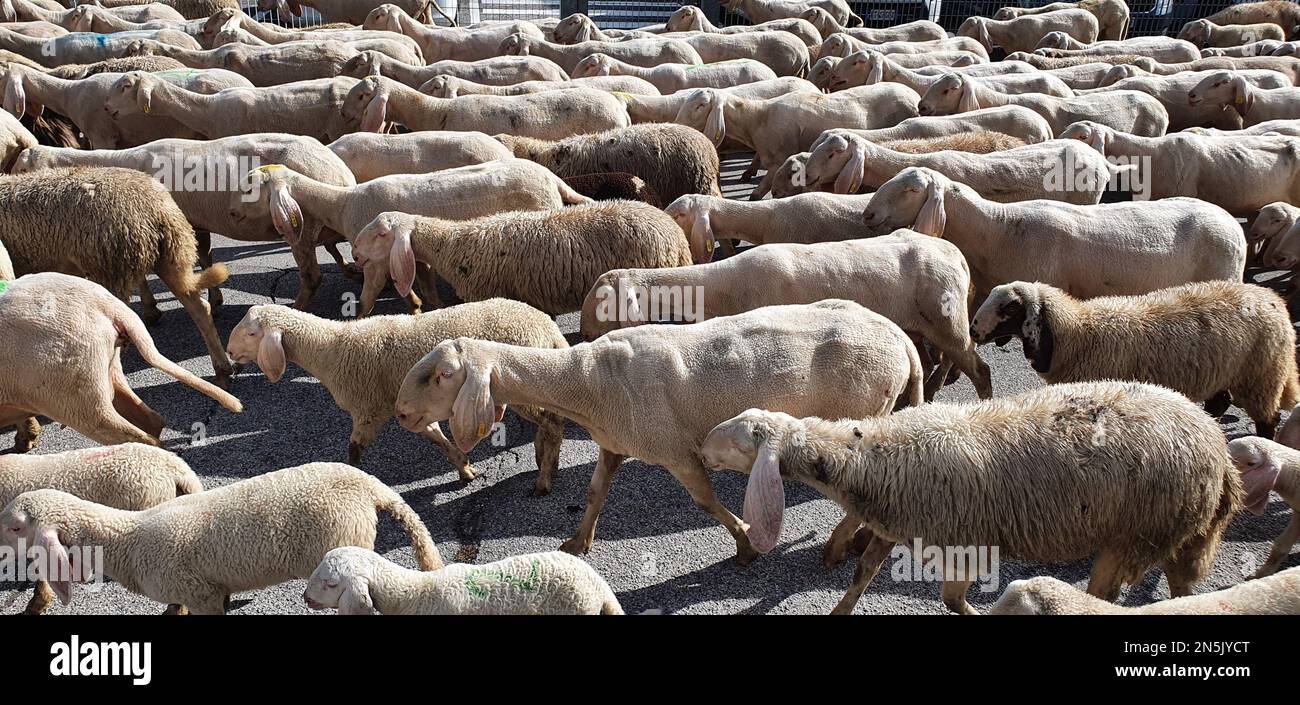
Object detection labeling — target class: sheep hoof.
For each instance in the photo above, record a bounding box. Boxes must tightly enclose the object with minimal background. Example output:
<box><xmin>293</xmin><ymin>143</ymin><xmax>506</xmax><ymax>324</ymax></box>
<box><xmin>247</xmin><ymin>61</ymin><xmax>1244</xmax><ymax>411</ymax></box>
<box><xmin>457</xmin><ymin>467</ymin><xmax>477</xmax><ymax>483</ymax></box>
<box><xmin>214</xmin><ymin>369</ymin><xmax>232</xmax><ymax>391</ymax></box>
<box><xmin>141</xmin><ymin>308</ymin><xmax>163</xmax><ymax>326</ymax></box>
<box><xmin>734</xmin><ymin>544</ymin><xmax>759</xmax><ymax>567</ymax></box>
<box><xmin>822</xmin><ymin>542</ymin><xmax>848</xmax><ymax>568</ymax></box>
<box><xmin>162</xmin><ymin>604</ymin><xmax>189</xmax><ymax>616</ymax></box>
<box><xmin>559</xmin><ymin>537</ymin><xmax>591</xmax><ymax>555</ymax></box>
<box><xmin>208</xmin><ymin>291</ymin><xmax>223</xmax><ymax>309</ymax></box>
<box><xmin>528</xmin><ymin>483</ymin><xmax>552</xmax><ymax>497</ymax></box>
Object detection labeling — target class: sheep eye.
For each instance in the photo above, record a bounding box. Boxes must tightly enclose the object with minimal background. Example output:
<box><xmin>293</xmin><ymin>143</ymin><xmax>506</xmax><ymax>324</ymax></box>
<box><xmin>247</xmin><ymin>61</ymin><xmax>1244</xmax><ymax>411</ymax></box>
<box><xmin>325</xmin><ymin>582</ymin><xmax>337</xmax><ymax>589</ymax></box>
<box><xmin>439</xmin><ymin>370</ymin><xmax>453</xmax><ymax>379</ymax></box>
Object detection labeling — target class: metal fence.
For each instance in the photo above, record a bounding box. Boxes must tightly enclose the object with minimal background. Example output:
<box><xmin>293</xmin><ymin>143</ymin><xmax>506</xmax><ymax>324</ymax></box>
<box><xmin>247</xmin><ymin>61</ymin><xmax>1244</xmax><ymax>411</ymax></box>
<box><xmin>241</xmin><ymin>0</ymin><xmax>1282</xmax><ymax>37</ymax></box>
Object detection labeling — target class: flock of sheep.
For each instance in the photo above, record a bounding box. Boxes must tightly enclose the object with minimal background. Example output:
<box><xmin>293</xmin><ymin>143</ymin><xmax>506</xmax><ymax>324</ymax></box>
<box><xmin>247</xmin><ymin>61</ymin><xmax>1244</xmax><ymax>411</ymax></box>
<box><xmin>1</xmin><ymin>0</ymin><xmax>1300</xmax><ymax>615</ymax></box>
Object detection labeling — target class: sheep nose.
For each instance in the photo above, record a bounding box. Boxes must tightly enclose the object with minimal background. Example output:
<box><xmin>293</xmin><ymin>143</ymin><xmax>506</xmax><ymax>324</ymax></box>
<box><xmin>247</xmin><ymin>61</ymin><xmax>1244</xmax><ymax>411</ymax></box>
<box><xmin>395</xmin><ymin>411</ymin><xmax>410</xmax><ymax>424</ymax></box>
<box><xmin>918</xmin><ymin>105</ymin><xmax>932</xmax><ymax>116</ymax></box>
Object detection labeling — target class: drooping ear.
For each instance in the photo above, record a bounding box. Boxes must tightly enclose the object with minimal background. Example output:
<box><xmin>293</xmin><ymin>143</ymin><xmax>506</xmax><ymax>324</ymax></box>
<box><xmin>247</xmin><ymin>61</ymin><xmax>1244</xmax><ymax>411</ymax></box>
<box><xmin>33</xmin><ymin>525</ymin><xmax>73</xmax><ymax>605</ymax></box>
<box><xmin>337</xmin><ymin>577</ymin><xmax>376</xmax><ymax>615</ymax></box>
<box><xmin>0</xmin><ymin>0</ymin><xmax>15</xmax><ymax>23</ymax></box>
<box><xmin>257</xmin><ymin>326</ymin><xmax>286</xmax><ymax>382</ymax></box>
<box><xmin>975</xmin><ymin>18</ymin><xmax>993</xmax><ymax>52</ymax></box>
<box><xmin>833</xmin><ymin>138</ymin><xmax>867</xmax><ymax>194</ymax></box>
<box><xmin>742</xmin><ymin>433</ymin><xmax>785</xmax><ymax>554</ymax></box>
<box><xmin>136</xmin><ymin>76</ymin><xmax>154</xmax><ymax>115</ymax></box>
<box><xmin>3</xmin><ymin>71</ymin><xmax>25</xmax><ymax>120</ymax></box>
<box><xmin>594</xmin><ymin>57</ymin><xmax>611</xmax><ymax>76</ymax></box>
<box><xmin>1239</xmin><ymin>453</ymin><xmax>1280</xmax><ymax>515</ymax></box>
<box><xmin>1018</xmin><ymin>285</ymin><xmax>1054</xmax><ymax>373</ymax></box>
<box><xmin>1232</xmin><ymin>75</ymin><xmax>1254</xmax><ymax>117</ymax></box>
<box><xmin>360</xmin><ymin>89</ymin><xmax>389</xmax><ymax>133</ymax></box>
<box><xmin>866</xmin><ymin>54</ymin><xmax>883</xmax><ymax>84</ymax></box>
<box><xmin>703</xmin><ymin>92</ymin><xmax>726</xmax><ymax>146</ymax></box>
<box><xmin>957</xmin><ymin>76</ymin><xmax>980</xmax><ymax>112</ymax></box>
<box><xmin>267</xmin><ymin>176</ymin><xmax>303</xmax><ymax>244</ymax></box>
<box><xmin>389</xmin><ymin>224</ymin><xmax>417</xmax><ymax>298</ymax></box>
<box><xmin>691</xmin><ymin>208</ymin><xmax>715</xmax><ymax>263</ymax></box>
<box><xmin>622</xmin><ymin>282</ymin><xmax>644</xmax><ymax>325</ymax></box>
<box><xmin>384</xmin><ymin>8</ymin><xmax>401</xmax><ymax>31</ymax></box>
<box><xmin>913</xmin><ymin>176</ymin><xmax>947</xmax><ymax>236</ymax></box>
<box><xmin>1088</xmin><ymin>125</ymin><xmax>1107</xmax><ymax>157</ymax></box>
<box><xmin>450</xmin><ymin>357</ymin><xmax>495</xmax><ymax>453</ymax></box>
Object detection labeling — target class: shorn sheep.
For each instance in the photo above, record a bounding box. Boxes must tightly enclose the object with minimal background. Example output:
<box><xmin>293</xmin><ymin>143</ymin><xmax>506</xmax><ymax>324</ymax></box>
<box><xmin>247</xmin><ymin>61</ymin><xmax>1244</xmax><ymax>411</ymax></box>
<box><xmin>305</xmin><ymin>547</ymin><xmax>624</xmax><ymax>615</ymax></box>
<box><xmin>0</xmin><ymin>272</ymin><xmax>241</xmax><ymax>448</ymax></box>
<box><xmin>1226</xmin><ymin>437</ymin><xmax>1300</xmax><ymax>577</ymax></box>
<box><xmin>971</xmin><ymin>280</ymin><xmax>1299</xmax><ymax>437</ymax></box>
<box><xmin>700</xmin><ymin>381</ymin><xmax>1243</xmax><ymax>614</ymax></box>
<box><xmin>0</xmin><ymin>443</ymin><xmax>202</xmax><ymax>614</ymax></box>
<box><xmin>0</xmin><ymin>167</ymin><xmax>233</xmax><ymax>384</ymax></box>
<box><xmin>0</xmin><ymin>462</ymin><xmax>441</xmax><ymax>614</ymax></box>
<box><xmin>578</xmin><ymin>231</ymin><xmax>993</xmax><ymax>400</ymax></box>
<box><xmin>226</xmin><ymin>300</ymin><xmax>568</xmax><ymax>488</ymax></box>
<box><xmin>993</xmin><ymin>0</ymin><xmax>1131</xmax><ymax>41</ymax></box>
<box><xmin>991</xmin><ymin>568</ymin><xmax>1300</xmax><ymax>615</ymax></box>
<box><xmin>493</xmin><ymin>123</ymin><xmax>720</xmax><ymax>206</ymax></box>
<box><xmin>1202</xmin><ymin>0</ymin><xmax>1300</xmax><ymax>39</ymax></box>
<box><xmin>862</xmin><ymin>167</ymin><xmax>1246</xmax><ymax>303</ymax></box>
<box><xmin>350</xmin><ymin>201</ymin><xmax>693</xmax><ymax>316</ymax></box>
<box><xmin>393</xmin><ymin>301</ymin><xmax>923</xmax><ymax>562</ymax></box>
<box><xmin>664</xmin><ymin>192</ymin><xmax>880</xmax><ymax>261</ymax></box>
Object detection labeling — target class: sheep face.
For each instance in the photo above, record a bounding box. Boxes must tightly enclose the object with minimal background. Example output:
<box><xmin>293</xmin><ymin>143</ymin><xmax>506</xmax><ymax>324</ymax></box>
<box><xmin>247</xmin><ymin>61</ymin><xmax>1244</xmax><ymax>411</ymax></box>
<box><xmin>553</xmin><ymin>14</ymin><xmax>591</xmax><ymax>44</ymax></box>
<box><xmin>701</xmin><ymin>409</ymin><xmax>799</xmax><ymax>554</ymax></box>
<box><xmin>801</xmin><ymin>7</ymin><xmax>836</xmax><ymax>37</ymax></box>
<box><xmin>804</xmin><ymin>132</ymin><xmax>862</xmax><ymax>194</ymax></box>
<box><xmin>304</xmin><ymin>547</ymin><xmax>377</xmax><ymax>614</ymax></box>
<box><xmin>226</xmin><ymin>307</ymin><xmax>286</xmax><ymax>383</ymax></box>
<box><xmin>972</xmin><ymin>283</ymin><xmax>1054</xmax><ymax>372</ymax></box>
<box><xmin>0</xmin><ymin>490</ymin><xmax>75</xmax><ymax>604</ymax></box>
<box><xmin>1035</xmin><ymin>31</ymin><xmax>1073</xmax><ymax>50</ymax></box>
<box><xmin>808</xmin><ymin>56</ymin><xmax>839</xmax><ymax>90</ymax></box>
<box><xmin>918</xmin><ymin>74</ymin><xmax>970</xmax><ymax>116</ymax></box>
<box><xmin>201</xmin><ymin>8</ymin><xmax>242</xmax><ymax>43</ymax></box>
<box><xmin>420</xmin><ymin>75</ymin><xmax>455</xmax><ymax>98</ymax></box>
<box><xmin>862</xmin><ymin>167</ymin><xmax>945</xmax><ymax>235</ymax></box>
<box><xmin>353</xmin><ymin>212</ymin><xmax>418</xmax><ymax>296</ymax></box>
<box><xmin>1250</xmin><ymin>203</ymin><xmax>1296</xmax><ymax>246</ymax></box>
<box><xmin>395</xmin><ymin>340</ymin><xmax>505</xmax><ymax>452</ymax></box>
<box><xmin>820</xmin><ymin>33</ymin><xmax>855</xmax><ymax>59</ymax></box>
<box><xmin>1226</xmin><ymin>438</ymin><xmax>1283</xmax><ymax>515</ymax></box>
<box><xmin>362</xmin><ymin>4</ymin><xmax>404</xmax><ymax>32</ymax></box>
<box><xmin>571</xmin><ymin>54</ymin><xmax>607</xmax><ymax>79</ymax></box>
<box><xmin>339</xmin><ymin>52</ymin><xmax>384</xmax><ymax>79</ymax></box>
<box><xmin>666</xmin><ymin>6</ymin><xmax>704</xmax><ymax>32</ymax></box>
<box><xmin>499</xmin><ymin>33</ymin><xmax>530</xmax><ymax>56</ymax></box>
<box><xmin>1058</xmin><ymin>120</ymin><xmax>1108</xmax><ymax>155</ymax></box>
<box><xmin>988</xmin><ymin>577</ymin><xmax>1055</xmax><ymax>614</ymax></box>
<box><xmin>663</xmin><ymin>195</ymin><xmax>716</xmax><ymax>264</ymax></box>
<box><xmin>769</xmin><ymin>153</ymin><xmax>812</xmax><ymax>198</ymax></box>
<box><xmin>1178</xmin><ymin>19</ymin><xmax>1212</xmax><ymax>47</ymax></box>
<box><xmin>674</xmin><ymin>89</ymin><xmax>725</xmax><ymax>146</ymax></box>
<box><xmin>341</xmin><ymin>77</ymin><xmax>389</xmax><ymax>134</ymax></box>
<box><xmin>829</xmin><ymin>52</ymin><xmax>874</xmax><ymax>91</ymax></box>
<box><xmin>1188</xmin><ymin>71</ymin><xmax>1250</xmax><ymax>116</ymax></box>
<box><xmin>103</xmin><ymin>73</ymin><xmax>151</xmax><ymax>119</ymax></box>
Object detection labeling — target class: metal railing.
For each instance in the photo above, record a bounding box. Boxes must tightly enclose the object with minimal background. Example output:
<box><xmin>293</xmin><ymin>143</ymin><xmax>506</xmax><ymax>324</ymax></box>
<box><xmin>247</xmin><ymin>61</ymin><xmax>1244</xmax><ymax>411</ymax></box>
<box><xmin>240</xmin><ymin>0</ymin><xmax>1285</xmax><ymax>37</ymax></box>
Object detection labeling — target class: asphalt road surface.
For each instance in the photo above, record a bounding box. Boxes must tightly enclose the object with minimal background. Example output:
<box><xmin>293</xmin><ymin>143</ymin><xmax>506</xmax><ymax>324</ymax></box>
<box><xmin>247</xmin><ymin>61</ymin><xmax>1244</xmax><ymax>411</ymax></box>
<box><xmin>2</xmin><ymin>155</ymin><xmax>1295</xmax><ymax>615</ymax></box>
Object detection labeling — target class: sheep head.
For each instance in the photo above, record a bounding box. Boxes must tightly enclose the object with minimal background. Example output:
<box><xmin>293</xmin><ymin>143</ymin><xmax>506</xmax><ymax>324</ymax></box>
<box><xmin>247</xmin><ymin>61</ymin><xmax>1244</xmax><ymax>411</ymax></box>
<box><xmin>1188</xmin><ymin>70</ymin><xmax>1253</xmax><ymax>118</ymax></box>
<box><xmin>805</xmin><ymin>131</ymin><xmax>865</xmax><ymax>194</ymax></box>
<box><xmin>104</xmin><ymin>71</ymin><xmax>159</xmax><ymax>118</ymax></box>
<box><xmin>1265</xmin><ymin>215</ymin><xmax>1300</xmax><ymax>269</ymax></box>
<box><xmin>819</xmin><ymin>33</ymin><xmax>856</xmax><ymax>59</ymax></box>
<box><xmin>68</xmin><ymin>5</ymin><xmax>97</xmax><ymax>32</ymax></box>
<box><xmin>666</xmin><ymin>6</ymin><xmax>706</xmax><ymax>32</ymax></box>
<box><xmin>663</xmin><ymin>194</ymin><xmax>716</xmax><ymax>264</ymax></box>
<box><xmin>768</xmin><ymin>152</ymin><xmax>812</xmax><ymax>198</ymax></box>
<box><xmin>340</xmin><ymin>51</ymin><xmax>385</xmax><ymax>79</ymax></box>
<box><xmin>808</xmin><ymin>56</ymin><xmax>839</xmax><ymax>91</ymax></box>
<box><xmin>957</xmin><ymin>16</ymin><xmax>993</xmax><ymax>53</ymax></box>
<box><xmin>304</xmin><ymin>547</ymin><xmax>379</xmax><ymax>615</ymax></box>
<box><xmin>579</xmin><ymin>269</ymin><xmax>646</xmax><ymax>341</ymax></box>
<box><xmin>499</xmin><ymin>32</ymin><xmax>532</xmax><ymax>56</ymax></box>
<box><xmin>1034</xmin><ymin>31</ymin><xmax>1073</xmax><ymax>51</ymax></box>
<box><xmin>554</xmin><ymin>13</ymin><xmax>594</xmax><ymax>44</ymax></box>
<box><xmin>342</xmin><ymin>76</ymin><xmax>390</xmax><ymax>133</ymax></box>
<box><xmin>202</xmin><ymin>8</ymin><xmax>242</xmax><ymax>43</ymax></box>
<box><xmin>418</xmin><ymin>74</ymin><xmax>458</xmax><ymax>98</ymax></box>
<box><xmin>395</xmin><ymin>338</ymin><xmax>506</xmax><ymax>453</ymax></box>
<box><xmin>1058</xmin><ymin>120</ymin><xmax>1111</xmax><ymax>157</ymax></box>
<box><xmin>0</xmin><ymin>490</ymin><xmax>86</xmax><ymax>606</ymax></box>
<box><xmin>701</xmin><ymin>408</ymin><xmax>803</xmax><ymax>554</ymax></box>
<box><xmin>226</xmin><ymin>305</ymin><xmax>287</xmax><ymax>383</ymax></box>
<box><xmin>1</xmin><ymin>66</ymin><xmax>32</xmax><ymax>120</ymax></box>
<box><xmin>1249</xmin><ymin>202</ymin><xmax>1297</xmax><ymax>245</ymax></box>
<box><xmin>241</xmin><ymin>164</ymin><xmax>304</xmax><ymax>245</ymax></box>
<box><xmin>674</xmin><ymin>88</ymin><xmax>726</xmax><ymax>146</ymax></box>
<box><xmin>799</xmin><ymin>7</ymin><xmax>837</xmax><ymax>36</ymax></box>
<box><xmin>971</xmin><ymin>282</ymin><xmax>1055</xmax><ymax>372</ymax></box>
<box><xmin>919</xmin><ymin>72</ymin><xmax>977</xmax><ymax>116</ymax></box>
<box><xmin>1178</xmin><ymin>19</ymin><xmax>1212</xmax><ymax>47</ymax></box>
<box><xmin>1226</xmin><ymin>437</ymin><xmax>1285</xmax><ymax>515</ymax></box>
<box><xmin>830</xmin><ymin>51</ymin><xmax>880</xmax><ymax>91</ymax></box>
<box><xmin>863</xmin><ymin>166</ymin><xmax>948</xmax><ymax>236</ymax></box>
<box><xmin>363</xmin><ymin>4</ymin><xmax>404</xmax><ymax>32</ymax></box>
<box><xmin>353</xmin><ymin>211</ymin><xmax>418</xmax><ymax>297</ymax></box>
<box><xmin>572</xmin><ymin>53</ymin><xmax>612</xmax><ymax>78</ymax></box>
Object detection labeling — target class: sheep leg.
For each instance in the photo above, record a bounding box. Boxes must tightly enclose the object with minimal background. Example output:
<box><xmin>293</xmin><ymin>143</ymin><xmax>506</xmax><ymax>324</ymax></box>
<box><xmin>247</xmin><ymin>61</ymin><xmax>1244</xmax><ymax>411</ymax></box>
<box><xmin>1256</xmin><ymin>514</ymin><xmax>1300</xmax><ymax>578</ymax></box>
<box><xmin>322</xmin><ymin>235</ymin><xmax>361</xmax><ymax>280</ymax></box>
<box><xmin>9</xmin><ymin>416</ymin><xmax>41</xmax><ymax>453</ymax></box>
<box><xmin>415</xmin><ymin>263</ymin><xmax>444</xmax><ymax>311</ymax></box>
<box><xmin>748</xmin><ymin>171</ymin><xmax>774</xmax><ymax>201</ymax></box>
<box><xmin>559</xmin><ymin>449</ymin><xmax>626</xmax><ymax>556</ymax></box>
<box><xmin>923</xmin><ymin>356</ymin><xmax>954</xmax><ymax>402</ymax></box>
<box><xmin>418</xmin><ymin>422</ymin><xmax>475</xmax><ymax>482</ymax></box>
<box><xmin>166</xmin><ymin>286</ymin><xmax>234</xmax><ymax>388</ymax></box>
<box><xmin>110</xmin><ymin>357</ymin><xmax>165</xmax><ymax>439</ymax></box>
<box><xmin>1084</xmin><ymin>550</ymin><xmax>1125</xmax><ymax>602</ymax></box>
<box><xmin>1204</xmin><ymin>390</ymin><xmax>1232</xmax><ymax>418</ymax></box>
<box><xmin>953</xmin><ymin>346</ymin><xmax>993</xmax><ymax>400</ymax></box>
<box><xmin>195</xmin><ymin>230</ymin><xmax>222</xmax><ymax>308</ymax></box>
<box><xmin>345</xmin><ymin>414</ymin><xmax>382</xmax><ymax>467</ymax></box>
<box><xmin>830</xmin><ymin>534</ymin><xmax>895</xmax><ymax>615</ymax></box>
<box><xmin>289</xmin><ymin>239</ymin><xmax>324</xmax><ymax>310</ymax></box>
<box><xmin>22</xmin><ymin>580</ymin><xmax>56</xmax><ymax>615</ymax></box>
<box><xmin>940</xmin><ymin>578</ymin><xmax>977</xmax><ymax>616</ymax></box>
<box><xmin>823</xmin><ymin>513</ymin><xmax>863</xmax><ymax>567</ymax></box>
<box><xmin>671</xmin><ymin>462</ymin><xmax>759</xmax><ymax>565</ymax></box>
<box><xmin>517</xmin><ymin>406</ymin><xmax>564</xmax><ymax>496</ymax></box>
<box><xmin>741</xmin><ymin>155</ymin><xmax>760</xmax><ymax>181</ymax></box>
<box><xmin>162</xmin><ymin>604</ymin><xmax>190</xmax><ymax>615</ymax></box>
<box><xmin>136</xmin><ymin>280</ymin><xmax>162</xmax><ymax>325</ymax></box>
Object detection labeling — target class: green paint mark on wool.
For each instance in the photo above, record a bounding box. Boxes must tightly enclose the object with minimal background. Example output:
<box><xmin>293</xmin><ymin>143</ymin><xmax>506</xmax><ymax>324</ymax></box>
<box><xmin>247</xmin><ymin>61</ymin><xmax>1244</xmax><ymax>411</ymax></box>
<box><xmin>463</xmin><ymin>559</ymin><xmax>542</xmax><ymax>598</ymax></box>
<box><xmin>0</xmin><ymin>280</ymin><xmax>8</xmax><ymax>297</ymax></box>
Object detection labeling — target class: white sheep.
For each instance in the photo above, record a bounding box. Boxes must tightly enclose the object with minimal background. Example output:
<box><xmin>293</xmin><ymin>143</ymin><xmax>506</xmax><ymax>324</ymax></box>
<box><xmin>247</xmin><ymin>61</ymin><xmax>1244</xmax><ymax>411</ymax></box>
<box><xmin>361</xmin><ymin>4</ymin><xmax>525</xmax><ymax>61</ymax></box>
<box><xmin>349</xmin><ymin>201</ymin><xmax>692</xmax><ymax>316</ymax></box>
<box><xmin>393</xmin><ymin>301</ymin><xmax>923</xmax><ymax>561</ymax></box>
<box><xmin>971</xmin><ymin>280</ymin><xmax>1298</xmax><ymax>438</ymax></box>
<box><xmin>959</xmin><ymin>10</ymin><xmax>1100</xmax><ymax>55</ymax></box>
<box><xmin>993</xmin><ymin>0</ymin><xmax>1130</xmax><ymax>40</ymax></box>
<box><xmin>700</xmin><ymin>381</ymin><xmax>1243</xmax><ymax>614</ymax></box>
<box><xmin>571</xmin><ymin>53</ymin><xmax>778</xmax><ymax>93</ymax></box>
<box><xmin>826</xmin><ymin>105</ymin><xmax>1055</xmax><ymax>146</ymax></box>
<box><xmin>798</xmin><ymin>7</ymin><xmax>943</xmax><ymax>42</ymax></box>
<box><xmin>1091</xmin><ymin>69</ymin><xmax>1291</xmax><ymax>131</ymax></box>
<box><xmin>862</xmin><ymin>167</ymin><xmax>1246</xmax><ymax>303</ymax></box>
<box><xmin>225</xmin><ymin>300</ymin><xmax>568</xmax><ymax>488</ymax></box>
<box><xmin>667</xmin><ymin>5</ymin><xmax>822</xmax><ymax>49</ymax></box>
<box><xmin>1031</xmin><ymin>34</ymin><xmax>1200</xmax><ymax>63</ymax></box>
<box><xmin>1226</xmin><ymin>437</ymin><xmax>1300</xmax><ymax>577</ymax></box>
<box><xmin>419</xmin><ymin>73</ymin><xmax>659</xmax><ymax>99</ymax></box>
<box><xmin>0</xmin><ymin>462</ymin><xmax>441</xmax><ymax>613</ymax></box>
<box><xmin>578</xmin><ymin>231</ymin><xmax>992</xmax><ymax>401</ymax></box>
<box><xmin>1059</xmin><ymin>120</ymin><xmax>1300</xmax><ymax>215</ymax></box>
<box><xmin>917</xmin><ymin>72</ymin><xmax>1169</xmax><ymax>136</ymax></box>
<box><xmin>991</xmin><ymin>569</ymin><xmax>1300</xmax><ymax>614</ymax></box>
<box><xmin>1187</xmin><ymin>69</ymin><xmax>1300</xmax><ymax>126</ymax></box>
<box><xmin>497</xmin><ymin>32</ymin><xmax>703</xmax><ymax>74</ymax></box>
<box><xmin>828</xmin><ymin>50</ymin><xmax>1074</xmax><ymax>97</ymax></box>
<box><xmin>664</xmin><ymin>192</ymin><xmax>880</xmax><ymax>260</ymax></box>
<box><xmin>1179</xmin><ymin>18</ymin><xmax>1287</xmax><ymax>48</ymax></box>
<box><xmin>724</xmin><ymin>0</ymin><xmax>861</xmax><ymax>28</ymax></box>
<box><xmin>1250</xmin><ymin>201</ymin><xmax>1300</xmax><ymax>268</ymax></box>
<box><xmin>0</xmin><ymin>443</ymin><xmax>202</xmax><ymax>614</ymax></box>
<box><xmin>304</xmin><ymin>547</ymin><xmax>623</xmax><ymax>615</ymax></box>
<box><xmin>338</xmin><ymin>51</ymin><xmax>569</xmax><ymax>89</ymax></box>
<box><xmin>326</xmin><ymin>131</ymin><xmax>513</xmax><ymax>182</ymax></box>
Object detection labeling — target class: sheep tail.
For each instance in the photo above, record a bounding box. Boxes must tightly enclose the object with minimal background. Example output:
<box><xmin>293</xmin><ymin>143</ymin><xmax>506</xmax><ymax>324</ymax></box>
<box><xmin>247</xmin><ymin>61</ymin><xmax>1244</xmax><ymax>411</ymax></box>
<box><xmin>796</xmin><ymin>54</ymin><xmax>810</xmax><ymax>79</ymax></box>
<box><xmin>372</xmin><ymin>479</ymin><xmax>443</xmax><ymax>570</ymax></box>
<box><xmin>174</xmin><ymin>469</ymin><xmax>204</xmax><ymax>497</ymax></box>
<box><xmin>600</xmin><ymin>584</ymin><xmax>625</xmax><ymax>615</ymax></box>
<box><xmin>193</xmin><ymin>263</ymin><xmax>230</xmax><ymax>292</ymax></box>
<box><xmin>557</xmin><ymin>179</ymin><xmax>594</xmax><ymax>205</ymax></box>
<box><xmin>109</xmin><ymin>301</ymin><xmax>243</xmax><ymax>413</ymax></box>
<box><xmin>900</xmin><ymin>334</ymin><xmax>925</xmax><ymax>409</ymax></box>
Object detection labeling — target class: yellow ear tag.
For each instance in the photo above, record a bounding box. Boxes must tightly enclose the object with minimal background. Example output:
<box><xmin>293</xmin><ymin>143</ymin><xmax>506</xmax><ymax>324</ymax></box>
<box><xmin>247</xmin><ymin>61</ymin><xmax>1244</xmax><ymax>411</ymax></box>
<box><xmin>141</xmin><ymin>104</ymin><xmax>149</xmax><ymax>114</ymax></box>
<box><xmin>706</xmin><ymin>239</ymin><xmax>715</xmax><ymax>252</ymax></box>
<box><xmin>476</xmin><ymin>422</ymin><xmax>487</xmax><ymax>437</ymax></box>
<box><xmin>1236</xmin><ymin>96</ymin><xmax>1245</xmax><ymax>104</ymax></box>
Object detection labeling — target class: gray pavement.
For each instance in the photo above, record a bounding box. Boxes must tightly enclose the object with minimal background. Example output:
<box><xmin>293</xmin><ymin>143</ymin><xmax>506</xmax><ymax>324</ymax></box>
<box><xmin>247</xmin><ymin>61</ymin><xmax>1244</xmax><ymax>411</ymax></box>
<box><xmin>2</xmin><ymin>154</ymin><xmax>1295</xmax><ymax>615</ymax></box>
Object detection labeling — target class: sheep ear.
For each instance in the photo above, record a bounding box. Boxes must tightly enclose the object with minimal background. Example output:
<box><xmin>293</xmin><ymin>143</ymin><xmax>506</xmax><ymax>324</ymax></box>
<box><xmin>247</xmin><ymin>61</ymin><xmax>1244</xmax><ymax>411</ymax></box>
<box><xmin>257</xmin><ymin>327</ymin><xmax>286</xmax><ymax>383</ymax></box>
<box><xmin>361</xmin><ymin>90</ymin><xmax>389</xmax><ymax>133</ymax></box>
<box><xmin>389</xmin><ymin>226</ymin><xmax>417</xmax><ymax>298</ymax></box>
<box><xmin>957</xmin><ymin>77</ymin><xmax>980</xmax><ymax>112</ymax></box>
<box><xmin>691</xmin><ymin>208</ymin><xmax>715</xmax><ymax>264</ymax></box>
<box><xmin>834</xmin><ymin>139</ymin><xmax>866</xmax><ymax>194</ymax></box>
<box><xmin>3</xmin><ymin>71</ymin><xmax>24</xmax><ymax>120</ymax></box>
<box><xmin>136</xmin><ymin>77</ymin><xmax>154</xmax><ymax>115</ymax></box>
<box><xmin>450</xmin><ymin>358</ymin><xmax>495</xmax><ymax>453</ymax></box>
<box><xmin>914</xmin><ymin>178</ymin><xmax>947</xmax><ymax>236</ymax></box>
<box><xmin>596</xmin><ymin>59</ymin><xmax>611</xmax><ymax>76</ymax></box>
<box><xmin>742</xmin><ymin>436</ymin><xmax>785</xmax><ymax>554</ymax></box>
<box><xmin>33</xmin><ymin>525</ymin><xmax>73</xmax><ymax>605</ymax></box>
<box><xmin>704</xmin><ymin>93</ymin><xmax>725</xmax><ymax>146</ymax></box>
<box><xmin>337</xmin><ymin>577</ymin><xmax>376</xmax><ymax>615</ymax></box>
<box><xmin>1088</xmin><ymin>128</ymin><xmax>1107</xmax><ymax>157</ymax></box>
<box><xmin>1233</xmin><ymin>75</ymin><xmax>1254</xmax><ymax>117</ymax></box>
<box><xmin>622</xmin><ymin>284</ymin><xmax>644</xmax><ymax>326</ymax></box>
<box><xmin>0</xmin><ymin>0</ymin><xmax>15</xmax><ymax>23</ymax></box>
<box><xmin>268</xmin><ymin>178</ymin><xmax>303</xmax><ymax>244</ymax></box>
<box><xmin>1239</xmin><ymin>455</ymin><xmax>1280</xmax><ymax>515</ymax></box>
<box><xmin>866</xmin><ymin>55</ymin><xmax>883</xmax><ymax>84</ymax></box>
<box><xmin>1020</xmin><ymin>287</ymin><xmax>1054</xmax><ymax>373</ymax></box>
<box><xmin>975</xmin><ymin>19</ymin><xmax>992</xmax><ymax>52</ymax></box>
